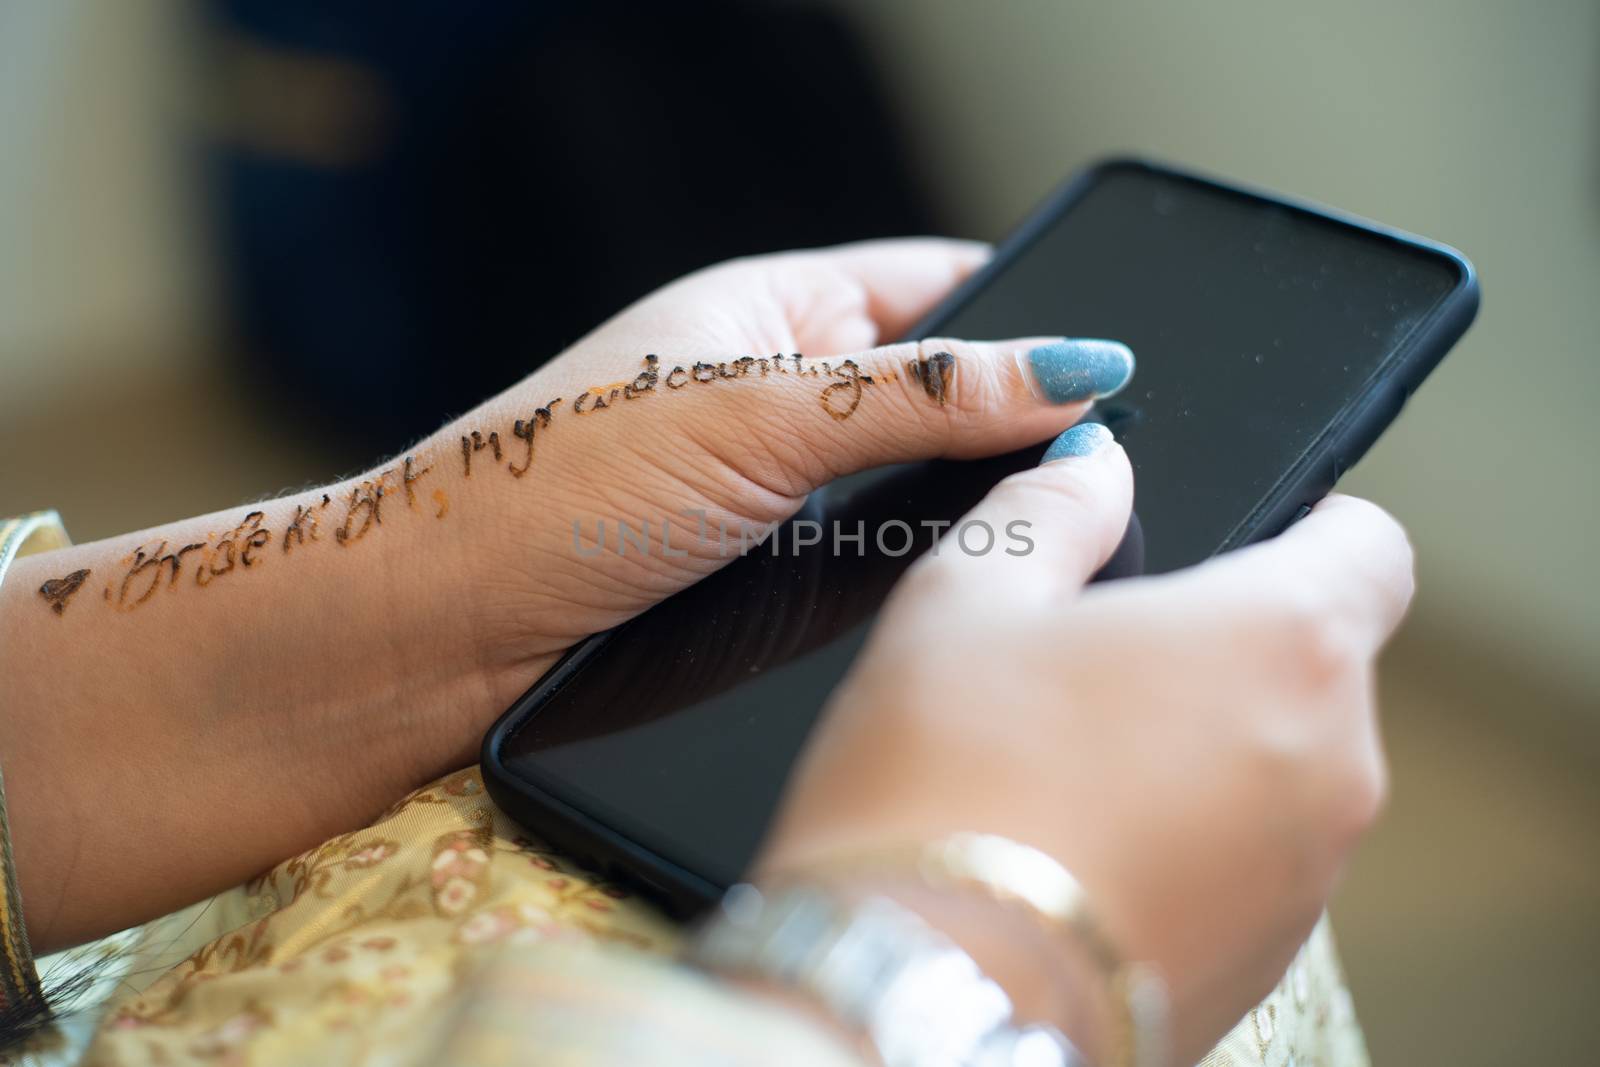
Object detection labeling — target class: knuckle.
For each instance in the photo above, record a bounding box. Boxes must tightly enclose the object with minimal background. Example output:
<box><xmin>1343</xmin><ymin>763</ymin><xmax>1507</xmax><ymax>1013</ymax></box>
<box><xmin>980</xmin><ymin>469</ymin><xmax>1099</xmax><ymax>542</ymax></box>
<box><xmin>1267</xmin><ymin>580</ymin><xmax>1363</xmax><ymax>689</ymax></box>
<box><xmin>897</xmin><ymin>552</ymin><xmax>952</xmax><ymax>599</ymax></box>
<box><xmin>922</xmin><ymin>337</ymin><xmax>1004</xmax><ymax>419</ymax></box>
<box><xmin>1328</xmin><ymin>746</ymin><xmax>1389</xmax><ymax>847</ymax></box>
<box><xmin>893</xmin><ymin>547</ymin><xmax>970</xmax><ymax>606</ymax></box>
<box><xmin>1000</xmin><ymin>466</ymin><xmax>1097</xmax><ymax>512</ymax></box>
<box><xmin>1387</xmin><ymin>522</ymin><xmax>1419</xmax><ymax>607</ymax></box>
<box><xmin>871</xmin><ymin>339</ymin><xmax>1003</xmax><ymax>437</ymax></box>
<box><xmin>1248</xmin><ymin>716</ymin><xmax>1385</xmax><ymax>854</ymax></box>
<box><xmin>1332</xmin><ymin>495</ymin><xmax>1419</xmax><ymax>610</ymax></box>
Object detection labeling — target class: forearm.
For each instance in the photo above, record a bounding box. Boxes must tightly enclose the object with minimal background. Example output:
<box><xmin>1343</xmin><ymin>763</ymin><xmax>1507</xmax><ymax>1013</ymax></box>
<box><xmin>0</xmin><ymin>434</ymin><xmax>509</xmax><ymax>951</ymax></box>
<box><xmin>0</xmin><ymin>346</ymin><xmax>777</xmax><ymax>951</ymax></box>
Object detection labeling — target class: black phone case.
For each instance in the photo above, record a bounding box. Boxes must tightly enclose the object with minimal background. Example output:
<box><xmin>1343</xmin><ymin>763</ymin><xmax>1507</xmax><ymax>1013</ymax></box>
<box><xmin>480</xmin><ymin>157</ymin><xmax>1480</xmax><ymax>917</ymax></box>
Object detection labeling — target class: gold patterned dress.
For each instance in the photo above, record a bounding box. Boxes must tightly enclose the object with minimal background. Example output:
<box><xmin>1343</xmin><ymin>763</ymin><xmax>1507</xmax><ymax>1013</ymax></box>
<box><xmin>0</xmin><ymin>516</ymin><xmax>1367</xmax><ymax>1066</ymax></box>
<box><xmin>0</xmin><ymin>766</ymin><xmax>1370</xmax><ymax>1067</ymax></box>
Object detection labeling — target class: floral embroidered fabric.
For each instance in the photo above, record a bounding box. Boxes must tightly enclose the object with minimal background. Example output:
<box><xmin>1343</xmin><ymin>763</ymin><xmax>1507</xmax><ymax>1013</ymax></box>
<box><xmin>0</xmin><ymin>768</ymin><xmax>1369</xmax><ymax>1065</ymax></box>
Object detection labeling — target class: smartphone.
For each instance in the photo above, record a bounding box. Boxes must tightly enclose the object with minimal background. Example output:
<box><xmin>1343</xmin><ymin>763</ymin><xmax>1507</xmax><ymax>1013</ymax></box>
<box><xmin>481</xmin><ymin>158</ymin><xmax>1479</xmax><ymax>915</ymax></box>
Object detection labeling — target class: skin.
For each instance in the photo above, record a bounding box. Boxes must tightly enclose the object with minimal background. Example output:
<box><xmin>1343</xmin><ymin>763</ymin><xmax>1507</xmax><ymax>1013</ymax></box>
<box><xmin>0</xmin><ymin>238</ymin><xmax>1412</xmax><ymax>1062</ymax></box>
<box><xmin>0</xmin><ymin>239</ymin><xmax>1093</xmax><ymax>952</ymax></box>
<box><xmin>759</xmin><ymin>444</ymin><xmax>1411</xmax><ymax>1063</ymax></box>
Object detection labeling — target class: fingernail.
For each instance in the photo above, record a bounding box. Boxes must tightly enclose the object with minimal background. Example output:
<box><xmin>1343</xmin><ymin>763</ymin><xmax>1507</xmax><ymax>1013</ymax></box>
<box><xmin>1025</xmin><ymin>339</ymin><xmax>1135</xmax><ymax>403</ymax></box>
<box><xmin>1041</xmin><ymin>422</ymin><xmax>1114</xmax><ymax>463</ymax></box>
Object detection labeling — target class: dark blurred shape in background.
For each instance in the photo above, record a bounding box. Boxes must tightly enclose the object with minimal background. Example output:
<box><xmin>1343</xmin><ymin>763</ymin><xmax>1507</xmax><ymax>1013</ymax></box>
<box><xmin>203</xmin><ymin>0</ymin><xmax>940</xmax><ymax>459</ymax></box>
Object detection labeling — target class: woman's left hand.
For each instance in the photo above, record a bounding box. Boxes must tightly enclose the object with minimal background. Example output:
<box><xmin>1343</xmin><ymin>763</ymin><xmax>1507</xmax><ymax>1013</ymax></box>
<box><xmin>0</xmin><ymin>239</ymin><xmax>1134</xmax><ymax>949</ymax></box>
<box><xmin>422</xmin><ymin>239</ymin><xmax>1132</xmax><ymax>721</ymax></box>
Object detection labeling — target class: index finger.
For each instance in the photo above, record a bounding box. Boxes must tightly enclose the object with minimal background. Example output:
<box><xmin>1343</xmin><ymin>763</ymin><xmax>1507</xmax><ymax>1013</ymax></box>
<box><xmin>807</xmin><ymin>238</ymin><xmax>992</xmax><ymax>340</ymax></box>
<box><xmin>1196</xmin><ymin>493</ymin><xmax>1417</xmax><ymax>648</ymax></box>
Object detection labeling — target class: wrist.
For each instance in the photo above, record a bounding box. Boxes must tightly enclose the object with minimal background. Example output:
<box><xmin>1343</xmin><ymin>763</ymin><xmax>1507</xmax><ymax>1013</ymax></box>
<box><xmin>287</xmin><ymin>462</ymin><xmax>491</xmax><ymax>779</ymax></box>
<box><xmin>405</xmin><ymin>400</ymin><xmax>571</xmax><ymax>695</ymax></box>
<box><xmin>691</xmin><ymin>882</ymin><xmax>1092</xmax><ymax>1067</ymax></box>
<box><xmin>407</xmin><ymin>387</ymin><xmax>623</xmax><ymax>706</ymax></box>
<box><xmin>798</xmin><ymin>874</ymin><xmax>1111</xmax><ymax>1065</ymax></box>
<box><xmin>750</xmin><ymin>830</ymin><xmax>1171</xmax><ymax>1067</ymax></box>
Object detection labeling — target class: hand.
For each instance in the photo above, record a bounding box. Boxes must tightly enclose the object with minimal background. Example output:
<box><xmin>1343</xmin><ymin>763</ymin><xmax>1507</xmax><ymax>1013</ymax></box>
<box><xmin>430</xmin><ymin>239</ymin><xmax>1134</xmax><ymax>712</ymax></box>
<box><xmin>0</xmin><ymin>238</ymin><xmax>1135</xmax><ymax>949</ymax></box>
<box><xmin>757</xmin><ymin>429</ymin><xmax>1412</xmax><ymax>1063</ymax></box>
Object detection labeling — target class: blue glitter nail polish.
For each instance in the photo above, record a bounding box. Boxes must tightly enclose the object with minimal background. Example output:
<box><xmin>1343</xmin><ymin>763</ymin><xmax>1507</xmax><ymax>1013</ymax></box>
<box><xmin>1027</xmin><ymin>340</ymin><xmax>1135</xmax><ymax>403</ymax></box>
<box><xmin>1041</xmin><ymin>422</ymin><xmax>1114</xmax><ymax>462</ymax></box>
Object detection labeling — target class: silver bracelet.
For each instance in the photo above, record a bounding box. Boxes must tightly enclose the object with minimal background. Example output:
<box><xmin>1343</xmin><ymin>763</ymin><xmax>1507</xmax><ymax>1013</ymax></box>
<box><xmin>688</xmin><ymin>883</ymin><xmax>1087</xmax><ymax>1067</ymax></box>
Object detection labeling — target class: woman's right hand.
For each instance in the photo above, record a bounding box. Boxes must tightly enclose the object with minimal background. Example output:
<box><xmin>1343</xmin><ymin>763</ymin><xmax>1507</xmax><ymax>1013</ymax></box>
<box><xmin>758</xmin><ymin>426</ymin><xmax>1414</xmax><ymax>1063</ymax></box>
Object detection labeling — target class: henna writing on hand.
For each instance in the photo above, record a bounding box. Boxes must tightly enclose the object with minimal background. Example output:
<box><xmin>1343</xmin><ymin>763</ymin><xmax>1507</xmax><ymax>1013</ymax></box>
<box><xmin>38</xmin><ymin>569</ymin><xmax>91</xmax><ymax>616</ymax></box>
<box><xmin>508</xmin><ymin>400</ymin><xmax>561</xmax><ymax>478</ymax></box>
<box><xmin>197</xmin><ymin>511</ymin><xmax>270</xmax><ymax>585</ymax></box>
<box><xmin>110</xmin><ymin>540</ymin><xmax>206</xmax><ymax>607</ymax></box>
<box><xmin>56</xmin><ymin>351</ymin><xmax>954</xmax><ymax>616</ymax></box>
<box><xmin>906</xmin><ymin>350</ymin><xmax>955</xmax><ymax>406</ymax></box>
<box><xmin>283</xmin><ymin>495</ymin><xmax>331</xmax><ymax>555</ymax></box>
<box><xmin>336</xmin><ymin>475</ymin><xmax>389</xmax><ymax>546</ymax></box>
<box><xmin>402</xmin><ymin>456</ymin><xmax>431</xmax><ymax>507</ymax></box>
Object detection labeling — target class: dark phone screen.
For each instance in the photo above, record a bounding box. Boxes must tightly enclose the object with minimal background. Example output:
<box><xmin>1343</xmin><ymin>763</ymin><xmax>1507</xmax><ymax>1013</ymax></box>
<box><xmin>496</xmin><ymin>166</ymin><xmax>1461</xmax><ymax>889</ymax></box>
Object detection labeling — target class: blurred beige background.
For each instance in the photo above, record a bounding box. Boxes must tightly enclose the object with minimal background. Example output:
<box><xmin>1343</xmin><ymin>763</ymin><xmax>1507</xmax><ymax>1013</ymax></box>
<box><xmin>2</xmin><ymin>1</ymin><xmax>1597</xmax><ymax>1063</ymax></box>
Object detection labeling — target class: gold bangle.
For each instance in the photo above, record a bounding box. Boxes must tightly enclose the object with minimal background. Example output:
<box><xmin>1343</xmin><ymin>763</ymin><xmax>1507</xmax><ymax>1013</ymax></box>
<box><xmin>0</xmin><ymin>510</ymin><xmax>73</xmax><ymax>1018</ymax></box>
<box><xmin>770</xmin><ymin>833</ymin><xmax>1168</xmax><ymax>1067</ymax></box>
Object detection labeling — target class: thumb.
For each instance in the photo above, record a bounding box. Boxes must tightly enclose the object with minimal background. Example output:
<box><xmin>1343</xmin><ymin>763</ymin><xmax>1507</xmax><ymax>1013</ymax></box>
<box><xmin>605</xmin><ymin>337</ymin><xmax>1136</xmax><ymax>497</ymax></box>
<box><xmin>907</xmin><ymin>421</ymin><xmax>1135</xmax><ymax>601</ymax></box>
